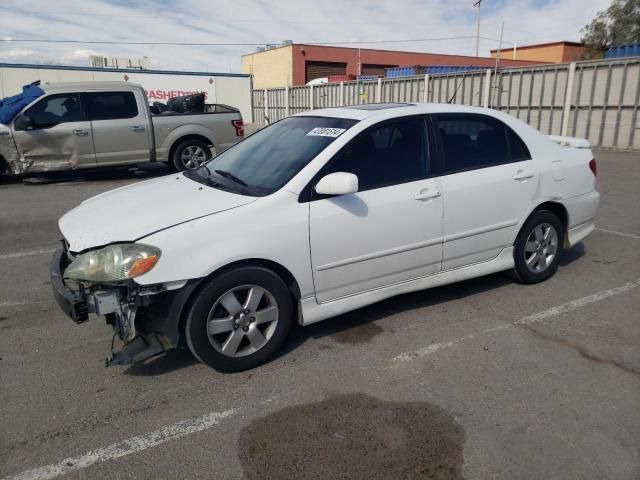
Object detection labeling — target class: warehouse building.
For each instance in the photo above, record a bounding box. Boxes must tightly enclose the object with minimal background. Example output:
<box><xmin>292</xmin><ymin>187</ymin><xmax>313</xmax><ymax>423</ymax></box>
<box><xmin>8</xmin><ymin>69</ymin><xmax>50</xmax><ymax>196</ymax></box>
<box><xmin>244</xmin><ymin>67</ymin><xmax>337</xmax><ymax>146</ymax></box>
<box><xmin>241</xmin><ymin>43</ymin><xmax>546</xmax><ymax>88</ymax></box>
<box><xmin>490</xmin><ymin>41</ymin><xmax>587</xmax><ymax>63</ymax></box>
<box><xmin>0</xmin><ymin>63</ymin><xmax>252</xmax><ymax>120</ymax></box>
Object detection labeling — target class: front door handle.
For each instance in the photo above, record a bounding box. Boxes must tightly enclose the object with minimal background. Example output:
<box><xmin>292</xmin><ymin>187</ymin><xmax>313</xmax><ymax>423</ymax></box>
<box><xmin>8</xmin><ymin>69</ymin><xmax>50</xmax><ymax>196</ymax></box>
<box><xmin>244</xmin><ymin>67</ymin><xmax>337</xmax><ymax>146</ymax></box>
<box><xmin>130</xmin><ymin>126</ymin><xmax>145</xmax><ymax>133</ymax></box>
<box><xmin>414</xmin><ymin>189</ymin><xmax>441</xmax><ymax>201</ymax></box>
<box><xmin>513</xmin><ymin>170</ymin><xmax>535</xmax><ymax>181</ymax></box>
<box><xmin>72</xmin><ymin>129</ymin><xmax>89</xmax><ymax>136</ymax></box>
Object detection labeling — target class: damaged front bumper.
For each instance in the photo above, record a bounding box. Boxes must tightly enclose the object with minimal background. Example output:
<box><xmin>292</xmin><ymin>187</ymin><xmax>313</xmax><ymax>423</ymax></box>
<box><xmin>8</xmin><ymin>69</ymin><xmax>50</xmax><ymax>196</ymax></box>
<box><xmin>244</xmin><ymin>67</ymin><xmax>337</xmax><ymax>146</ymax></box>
<box><xmin>50</xmin><ymin>243</ymin><xmax>200</xmax><ymax>366</ymax></box>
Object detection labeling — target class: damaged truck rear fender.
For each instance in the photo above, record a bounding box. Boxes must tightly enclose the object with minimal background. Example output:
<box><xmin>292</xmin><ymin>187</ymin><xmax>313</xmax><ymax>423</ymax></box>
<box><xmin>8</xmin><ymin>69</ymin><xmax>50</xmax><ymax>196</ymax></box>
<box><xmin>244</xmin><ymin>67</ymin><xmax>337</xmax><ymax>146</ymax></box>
<box><xmin>153</xmin><ymin>120</ymin><xmax>217</xmax><ymax>162</ymax></box>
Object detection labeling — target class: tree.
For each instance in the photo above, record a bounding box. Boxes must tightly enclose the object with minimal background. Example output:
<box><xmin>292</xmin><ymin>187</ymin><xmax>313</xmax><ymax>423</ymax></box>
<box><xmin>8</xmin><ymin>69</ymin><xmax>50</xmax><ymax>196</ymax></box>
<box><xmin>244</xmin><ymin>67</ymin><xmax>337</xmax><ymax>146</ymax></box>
<box><xmin>580</xmin><ymin>0</ymin><xmax>640</xmax><ymax>57</ymax></box>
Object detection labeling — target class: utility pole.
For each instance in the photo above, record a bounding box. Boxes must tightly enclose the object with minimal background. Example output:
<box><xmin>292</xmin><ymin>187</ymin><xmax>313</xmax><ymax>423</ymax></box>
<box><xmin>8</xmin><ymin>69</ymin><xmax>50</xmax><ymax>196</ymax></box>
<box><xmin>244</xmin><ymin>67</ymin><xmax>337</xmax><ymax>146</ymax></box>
<box><xmin>491</xmin><ymin>21</ymin><xmax>504</xmax><ymax>108</ymax></box>
<box><xmin>474</xmin><ymin>0</ymin><xmax>482</xmax><ymax>57</ymax></box>
<box><xmin>494</xmin><ymin>21</ymin><xmax>504</xmax><ymax>73</ymax></box>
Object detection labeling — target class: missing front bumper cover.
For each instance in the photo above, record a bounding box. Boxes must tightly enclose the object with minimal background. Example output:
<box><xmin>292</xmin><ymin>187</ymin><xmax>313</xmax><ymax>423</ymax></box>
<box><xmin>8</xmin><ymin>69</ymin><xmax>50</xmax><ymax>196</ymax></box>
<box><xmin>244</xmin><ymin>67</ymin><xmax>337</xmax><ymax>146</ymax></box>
<box><xmin>50</xmin><ymin>245</ymin><xmax>89</xmax><ymax>323</ymax></box>
<box><xmin>105</xmin><ymin>333</ymin><xmax>172</xmax><ymax>366</ymax></box>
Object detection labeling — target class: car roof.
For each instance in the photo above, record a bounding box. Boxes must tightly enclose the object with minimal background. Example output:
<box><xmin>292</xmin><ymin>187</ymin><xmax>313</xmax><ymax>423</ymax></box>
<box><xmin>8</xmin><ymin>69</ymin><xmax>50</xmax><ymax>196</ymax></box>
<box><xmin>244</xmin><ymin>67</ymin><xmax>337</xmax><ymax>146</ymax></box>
<box><xmin>294</xmin><ymin>102</ymin><xmax>500</xmax><ymax>121</ymax></box>
<box><xmin>39</xmin><ymin>81</ymin><xmax>143</xmax><ymax>93</ymax></box>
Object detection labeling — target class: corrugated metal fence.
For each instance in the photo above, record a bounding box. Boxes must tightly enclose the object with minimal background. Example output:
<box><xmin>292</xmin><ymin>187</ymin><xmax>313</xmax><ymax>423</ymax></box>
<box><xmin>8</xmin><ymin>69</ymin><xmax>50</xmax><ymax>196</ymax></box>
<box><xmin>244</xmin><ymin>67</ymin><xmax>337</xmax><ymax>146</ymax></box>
<box><xmin>251</xmin><ymin>57</ymin><xmax>640</xmax><ymax>151</ymax></box>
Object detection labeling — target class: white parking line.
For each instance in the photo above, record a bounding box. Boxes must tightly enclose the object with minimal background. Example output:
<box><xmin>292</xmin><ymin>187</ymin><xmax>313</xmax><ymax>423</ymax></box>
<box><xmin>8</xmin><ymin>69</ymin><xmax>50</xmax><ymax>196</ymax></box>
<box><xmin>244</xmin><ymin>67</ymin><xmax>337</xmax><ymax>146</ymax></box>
<box><xmin>394</xmin><ymin>278</ymin><xmax>640</xmax><ymax>362</ymax></box>
<box><xmin>0</xmin><ymin>248</ymin><xmax>56</xmax><ymax>261</ymax></box>
<box><xmin>2</xmin><ymin>408</ymin><xmax>239</xmax><ymax>480</ymax></box>
<box><xmin>0</xmin><ymin>301</ymin><xmax>34</xmax><ymax>308</ymax></box>
<box><xmin>0</xmin><ymin>300</ymin><xmax>48</xmax><ymax>309</ymax></box>
<box><xmin>596</xmin><ymin>227</ymin><xmax>640</xmax><ymax>241</ymax></box>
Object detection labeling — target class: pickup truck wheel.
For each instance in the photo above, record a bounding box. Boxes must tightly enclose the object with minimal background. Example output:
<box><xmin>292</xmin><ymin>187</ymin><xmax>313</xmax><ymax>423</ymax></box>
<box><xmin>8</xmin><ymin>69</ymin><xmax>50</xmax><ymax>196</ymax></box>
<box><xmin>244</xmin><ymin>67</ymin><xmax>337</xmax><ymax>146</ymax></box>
<box><xmin>173</xmin><ymin>139</ymin><xmax>212</xmax><ymax>171</ymax></box>
<box><xmin>512</xmin><ymin>210</ymin><xmax>563</xmax><ymax>284</ymax></box>
<box><xmin>185</xmin><ymin>267</ymin><xmax>293</xmax><ymax>372</ymax></box>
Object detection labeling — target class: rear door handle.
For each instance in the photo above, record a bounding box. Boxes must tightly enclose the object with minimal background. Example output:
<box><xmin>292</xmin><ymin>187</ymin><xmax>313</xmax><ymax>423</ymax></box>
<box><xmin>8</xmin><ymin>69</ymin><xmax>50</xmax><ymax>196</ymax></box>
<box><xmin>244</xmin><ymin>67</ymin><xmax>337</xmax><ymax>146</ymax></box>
<box><xmin>513</xmin><ymin>170</ymin><xmax>535</xmax><ymax>181</ymax></box>
<box><xmin>72</xmin><ymin>129</ymin><xmax>89</xmax><ymax>136</ymax></box>
<box><xmin>130</xmin><ymin>126</ymin><xmax>145</xmax><ymax>133</ymax></box>
<box><xmin>414</xmin><ymin>189</ymin><xmax>441</xmax><ymax>201</ymax></box>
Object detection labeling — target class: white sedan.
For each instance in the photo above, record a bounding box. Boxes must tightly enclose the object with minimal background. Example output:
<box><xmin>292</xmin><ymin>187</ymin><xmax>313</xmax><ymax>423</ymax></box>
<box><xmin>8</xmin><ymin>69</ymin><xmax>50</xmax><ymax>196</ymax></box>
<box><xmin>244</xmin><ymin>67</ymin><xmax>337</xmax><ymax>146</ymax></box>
<box><xmin>51</xmin><ymin>103</ymin><xmax>600</xmax><ymax>371</ymax></box>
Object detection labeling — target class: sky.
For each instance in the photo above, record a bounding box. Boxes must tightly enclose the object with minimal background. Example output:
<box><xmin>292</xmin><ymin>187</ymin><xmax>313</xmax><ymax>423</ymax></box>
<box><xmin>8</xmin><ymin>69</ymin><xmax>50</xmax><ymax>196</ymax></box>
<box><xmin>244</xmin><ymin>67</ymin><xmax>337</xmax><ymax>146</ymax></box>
<box><xmin>0</xmin><ymin>0</ymin><xmax>612</xmax><ymax>73</ymax></box>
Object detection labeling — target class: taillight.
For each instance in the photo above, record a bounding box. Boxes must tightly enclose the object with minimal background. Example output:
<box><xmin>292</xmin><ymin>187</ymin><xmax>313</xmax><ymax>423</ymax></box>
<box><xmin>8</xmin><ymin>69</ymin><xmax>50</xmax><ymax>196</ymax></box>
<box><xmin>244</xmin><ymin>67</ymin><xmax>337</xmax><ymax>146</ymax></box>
<box><xmin>589</xmin><ymin>158</ymin><xmax>597</xmax><ymax>176</ymax></box>
<box><xmin>231</xmin><ymin>119</ymin><xmax>244</xmax><ymax>137</ymax></box>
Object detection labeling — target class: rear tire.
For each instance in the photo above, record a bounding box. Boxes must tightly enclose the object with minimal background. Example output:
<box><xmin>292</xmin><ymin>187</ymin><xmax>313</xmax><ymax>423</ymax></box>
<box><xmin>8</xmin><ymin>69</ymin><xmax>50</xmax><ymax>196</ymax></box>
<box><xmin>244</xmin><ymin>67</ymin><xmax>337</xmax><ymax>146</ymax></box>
<box><xmin>512</xmin><ymin>210</ymin><xmax>564</xmax><ymax>284</ymax></box>
<box><xmin>172</xmin><ymin>139</ymin><xmax>212</xmax><ymax>171</ymax></box>
<box><xmin>185</xmin><ymin>266</ymin><xmax>293</xmax><ymax>372</ymax></box>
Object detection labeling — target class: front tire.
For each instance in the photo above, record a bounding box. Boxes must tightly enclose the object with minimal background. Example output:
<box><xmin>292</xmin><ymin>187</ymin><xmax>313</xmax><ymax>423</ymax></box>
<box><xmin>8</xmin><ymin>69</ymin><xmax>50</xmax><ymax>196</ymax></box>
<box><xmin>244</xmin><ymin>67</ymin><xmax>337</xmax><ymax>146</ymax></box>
<box><xmin>185</xmin><ymin>267</ymin><xmax>293</xmax><ymax>372</ymax></box>
<box><xmin>172</xmin><ymin>139</ymin><xmax>212</xmax><ymax>171</ymax></box>
<box><xmin>512</xmin><ymin>210</ymin><xmax>564</xmax><ymax>284</ymax></box>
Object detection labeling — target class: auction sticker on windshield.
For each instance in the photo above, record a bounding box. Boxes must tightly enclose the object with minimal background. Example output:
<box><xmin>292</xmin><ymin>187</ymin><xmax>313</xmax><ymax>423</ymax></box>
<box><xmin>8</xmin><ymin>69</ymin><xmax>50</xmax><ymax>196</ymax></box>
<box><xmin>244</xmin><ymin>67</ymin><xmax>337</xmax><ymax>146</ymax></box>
<box><xmin>306</xmin><ymin>127</ymin><xmax>347</xmax><ymax>137</ymax></box>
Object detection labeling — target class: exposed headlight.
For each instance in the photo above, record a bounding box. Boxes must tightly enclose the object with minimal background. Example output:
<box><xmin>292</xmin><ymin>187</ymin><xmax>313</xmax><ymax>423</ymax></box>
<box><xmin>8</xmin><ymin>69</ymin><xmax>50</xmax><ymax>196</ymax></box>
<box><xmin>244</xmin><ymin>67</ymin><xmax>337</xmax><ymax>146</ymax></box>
<box><xmin>64</xmin><ymin>243</ymin><xmax>161</xmax><ymax>282</ymax></box>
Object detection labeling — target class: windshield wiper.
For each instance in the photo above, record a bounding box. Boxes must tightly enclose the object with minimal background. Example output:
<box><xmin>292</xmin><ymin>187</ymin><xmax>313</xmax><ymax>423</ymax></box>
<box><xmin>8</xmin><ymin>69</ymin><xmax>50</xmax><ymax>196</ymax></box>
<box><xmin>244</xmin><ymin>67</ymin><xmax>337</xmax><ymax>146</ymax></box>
<box><xmin>215</xmin><ymin>169</ymin><xmax>248</xmax><ymax>187</ymax></box>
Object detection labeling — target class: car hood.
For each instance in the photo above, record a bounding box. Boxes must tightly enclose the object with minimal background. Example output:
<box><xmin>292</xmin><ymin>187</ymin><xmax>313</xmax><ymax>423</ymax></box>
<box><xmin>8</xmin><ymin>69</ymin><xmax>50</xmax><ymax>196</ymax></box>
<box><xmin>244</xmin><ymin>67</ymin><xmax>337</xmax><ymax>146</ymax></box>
<box><xmin>59</xmin><ymin>173</ymin><xmax>256</xmax><ymax>252</ymax></box>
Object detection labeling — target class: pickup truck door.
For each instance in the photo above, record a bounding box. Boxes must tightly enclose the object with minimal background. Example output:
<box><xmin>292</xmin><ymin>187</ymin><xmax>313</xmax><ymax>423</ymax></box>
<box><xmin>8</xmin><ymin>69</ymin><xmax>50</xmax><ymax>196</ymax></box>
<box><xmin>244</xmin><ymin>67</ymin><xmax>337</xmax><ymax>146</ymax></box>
<box><xmin>12</xmin><ymin>92</ymin><xmax>96</xmax><ymax>171</ymax></box>
<box><xmin>85</xmin><ymin>90</ymin><xmax>151</xmax><ymax>166</ymax></box>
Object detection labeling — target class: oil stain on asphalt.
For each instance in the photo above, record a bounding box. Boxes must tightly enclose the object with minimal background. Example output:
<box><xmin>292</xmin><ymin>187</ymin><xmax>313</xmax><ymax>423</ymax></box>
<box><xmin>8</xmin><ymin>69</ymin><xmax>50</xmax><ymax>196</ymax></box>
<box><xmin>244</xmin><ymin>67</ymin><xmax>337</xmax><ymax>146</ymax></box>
<box><xmin>328</xmin><ymin>317</ymin><xmax>384</xmax><ymax>344</ymax></box>
<box><xmin>238</xmin><ymin>393</ymin><xmax>465</xmax><ymax>479</ymax></box>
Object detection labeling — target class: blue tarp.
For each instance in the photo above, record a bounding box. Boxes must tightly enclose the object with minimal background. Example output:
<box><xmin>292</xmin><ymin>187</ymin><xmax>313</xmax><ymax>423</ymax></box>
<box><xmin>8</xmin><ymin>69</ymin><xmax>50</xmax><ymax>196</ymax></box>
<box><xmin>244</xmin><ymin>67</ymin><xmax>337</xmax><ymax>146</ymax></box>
<box><xmin>0</xmin><ymin>84</ymin><xmax>44</xmax><ymax>125</ymax></box>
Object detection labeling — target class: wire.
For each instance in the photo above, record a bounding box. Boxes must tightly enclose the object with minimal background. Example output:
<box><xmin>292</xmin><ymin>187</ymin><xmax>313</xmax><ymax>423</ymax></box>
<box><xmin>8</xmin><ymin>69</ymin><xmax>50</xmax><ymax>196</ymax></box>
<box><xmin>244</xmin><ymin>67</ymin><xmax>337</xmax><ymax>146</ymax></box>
<box><xmin>0</xmin><ymin>35</ymin><xmax>513</xmax><ymax>47</ymax></box>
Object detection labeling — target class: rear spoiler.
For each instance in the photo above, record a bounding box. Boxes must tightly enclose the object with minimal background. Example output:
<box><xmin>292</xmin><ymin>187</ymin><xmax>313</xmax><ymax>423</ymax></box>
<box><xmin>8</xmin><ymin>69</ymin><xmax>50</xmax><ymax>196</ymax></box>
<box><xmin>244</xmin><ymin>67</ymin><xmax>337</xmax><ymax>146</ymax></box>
<box><xmin>547</xmin><ymin>135</ymin><xmax>591</xmax><ymax>149</ymax></box>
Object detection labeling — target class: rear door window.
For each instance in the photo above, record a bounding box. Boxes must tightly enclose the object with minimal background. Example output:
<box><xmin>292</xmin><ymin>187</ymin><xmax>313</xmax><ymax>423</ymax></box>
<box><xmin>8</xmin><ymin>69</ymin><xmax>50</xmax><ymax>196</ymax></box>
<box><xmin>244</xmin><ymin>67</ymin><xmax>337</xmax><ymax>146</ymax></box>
<box><xmin>86</xmin><ymin>91</ymin><xmax>138</xmax><ymax>121</ymax></box>
<box><xmin>433</xmin><ymin>114</ymin><xmax>530</xmax><ymax>173</ymax></box>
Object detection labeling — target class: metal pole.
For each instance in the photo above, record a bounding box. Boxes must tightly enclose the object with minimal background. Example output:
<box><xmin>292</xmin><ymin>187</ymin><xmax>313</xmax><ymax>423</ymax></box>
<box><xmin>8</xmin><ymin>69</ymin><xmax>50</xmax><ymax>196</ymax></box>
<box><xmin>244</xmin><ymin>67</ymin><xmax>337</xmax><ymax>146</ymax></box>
<box><xmin>376</xmin><ymin>77</ymin><xmax>382</xmax><ymax>103</ymax></box>
<box><xmin>474</xmin><ymin>0</ymin><xmax>482</xmax><ymax>57</ymax></box>
<box><xmin>423</xmin><ymin>74</ymin><xmax>430</xmax><ymax>102</ymax></box>
<box><xmin>513</xmin><ymin>42</ymin><xmax>517</xmax><ymax>60</ymax></box>
<box><xmin>285</xmin><ymin>85</ymin><xmax>290</xmax><ymax>117</ymax></box>
<box><xmin>561</xmin><ymin>62</ymin><xmax>576</xmax><ymax>137</ymax></box>
<box><xmin>249</xmin><ymin>74</ymin><xmax>255</xmax><ymax>124</ymax></box>
<box><xmin>309</xmin><ymin>84</ymin><xmax>315</xmax><ymax>110</ymax></box>
<box><xmin>263</xmin><ymin>89</ymin><xmax>268</xmax><ymax>124</ymax></box>
<box><xmin>482</xmin><ymin>69</ymin><xmax>491</xmax><ymax>108</ymax></box>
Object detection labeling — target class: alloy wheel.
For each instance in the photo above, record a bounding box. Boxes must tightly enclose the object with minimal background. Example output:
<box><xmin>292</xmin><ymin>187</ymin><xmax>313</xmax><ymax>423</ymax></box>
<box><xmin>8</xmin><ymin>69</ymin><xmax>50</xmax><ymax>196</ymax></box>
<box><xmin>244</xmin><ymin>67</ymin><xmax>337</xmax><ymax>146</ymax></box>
<box><xmin>206</xmin><ymin>285</ymin><xmax>279</xmax><ymax>358</ymax></box>
<box><xmin>181</xmin><ymin>145</ymin><xmax>208</xmax><ymax>169</ymax></box>
<box><xmin>524</xmin><ymin>222</ymin><xmax>559</xmax><ymax>273</ymax></box>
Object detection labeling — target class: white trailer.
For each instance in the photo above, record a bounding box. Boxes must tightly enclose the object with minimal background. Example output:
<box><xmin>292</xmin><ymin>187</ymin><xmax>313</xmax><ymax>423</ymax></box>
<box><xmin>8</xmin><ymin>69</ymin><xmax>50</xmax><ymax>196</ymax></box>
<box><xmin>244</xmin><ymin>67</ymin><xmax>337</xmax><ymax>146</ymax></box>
<box><xmin>0</xmin><ymin>63</ymin><xmax>252</xmax><ymax>121</ymax></box>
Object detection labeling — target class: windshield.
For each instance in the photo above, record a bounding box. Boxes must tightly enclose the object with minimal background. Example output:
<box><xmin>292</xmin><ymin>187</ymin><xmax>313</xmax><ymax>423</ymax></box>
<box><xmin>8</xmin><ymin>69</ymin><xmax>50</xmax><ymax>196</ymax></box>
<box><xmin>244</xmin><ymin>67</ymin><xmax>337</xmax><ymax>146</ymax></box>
<box><xmin>184</xmin><ymin>116</ymin><xmax>357</xmax><ymax>196</ymax></box>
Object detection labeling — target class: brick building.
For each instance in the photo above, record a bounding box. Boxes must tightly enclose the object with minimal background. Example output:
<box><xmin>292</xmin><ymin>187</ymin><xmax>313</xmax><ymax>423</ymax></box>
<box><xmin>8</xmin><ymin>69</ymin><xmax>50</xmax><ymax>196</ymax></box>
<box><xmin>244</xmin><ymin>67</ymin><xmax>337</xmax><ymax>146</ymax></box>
<box><xmin>242</xmin><ymin>43</ymin><xmax>547</xmax><ymax>88</ymax></box>
<box><xmin>490</xmin><ymin>41</ymin><xmax>587</xmax><ymax>64</ymax></box>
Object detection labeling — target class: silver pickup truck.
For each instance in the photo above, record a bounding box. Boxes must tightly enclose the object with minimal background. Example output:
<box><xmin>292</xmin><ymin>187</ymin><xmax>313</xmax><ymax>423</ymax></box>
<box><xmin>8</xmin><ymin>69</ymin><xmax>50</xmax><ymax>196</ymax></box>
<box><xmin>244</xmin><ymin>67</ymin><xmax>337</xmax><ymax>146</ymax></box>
<box><xmin>0</xmin><ymin>81</ymin><xmax>244</xmax><ymax>176</ymax></box>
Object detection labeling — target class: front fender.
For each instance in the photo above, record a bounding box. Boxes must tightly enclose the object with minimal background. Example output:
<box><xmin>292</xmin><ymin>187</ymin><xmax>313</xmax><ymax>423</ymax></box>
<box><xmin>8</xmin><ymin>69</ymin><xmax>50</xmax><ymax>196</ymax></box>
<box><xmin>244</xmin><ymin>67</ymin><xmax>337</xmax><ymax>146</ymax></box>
<box><xmin>134</xmin><ymin>191</ymin><xmax>315</xmax><ymax>300</ymax></box>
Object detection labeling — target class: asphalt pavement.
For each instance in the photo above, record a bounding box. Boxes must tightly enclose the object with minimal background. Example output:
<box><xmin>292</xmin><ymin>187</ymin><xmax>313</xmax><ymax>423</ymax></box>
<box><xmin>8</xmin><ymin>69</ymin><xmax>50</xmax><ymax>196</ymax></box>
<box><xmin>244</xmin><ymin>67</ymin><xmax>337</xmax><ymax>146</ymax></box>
<box><xmin>1</xmin><ymin>151</ymin><xmax>639</xmax><ymax>480</ymax></box>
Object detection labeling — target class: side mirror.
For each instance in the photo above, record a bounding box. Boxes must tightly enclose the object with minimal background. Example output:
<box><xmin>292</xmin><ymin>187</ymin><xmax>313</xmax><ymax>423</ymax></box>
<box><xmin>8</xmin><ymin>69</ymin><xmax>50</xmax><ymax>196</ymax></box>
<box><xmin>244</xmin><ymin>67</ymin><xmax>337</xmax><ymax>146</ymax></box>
<box><xmin>14</xmin><ymin>114</ymin><xmax>34</xmax><ymax>131</ymax></box>
<box><xmin>315</xmin><ymin>172</ymin><xmax>358</xmax><ymax>196</ymax></box>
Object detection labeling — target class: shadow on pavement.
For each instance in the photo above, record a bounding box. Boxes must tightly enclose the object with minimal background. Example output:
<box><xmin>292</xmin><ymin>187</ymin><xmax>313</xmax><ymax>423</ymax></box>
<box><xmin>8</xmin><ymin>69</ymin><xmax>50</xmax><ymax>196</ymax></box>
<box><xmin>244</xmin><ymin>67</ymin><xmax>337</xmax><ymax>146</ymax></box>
<box><xmin>0</xmin><ymin>163</ymin><xmax>173</xmax><ymax>186</ymax></box>
<box><xmin>122</xmin><ymin>349</ymin><xmax>198</xmax><ymax>376</ymax></box>
<box><xmin>278</xmin><ymin>242</ymin><xmax>587</xmax><ymax>358</ymax></box>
